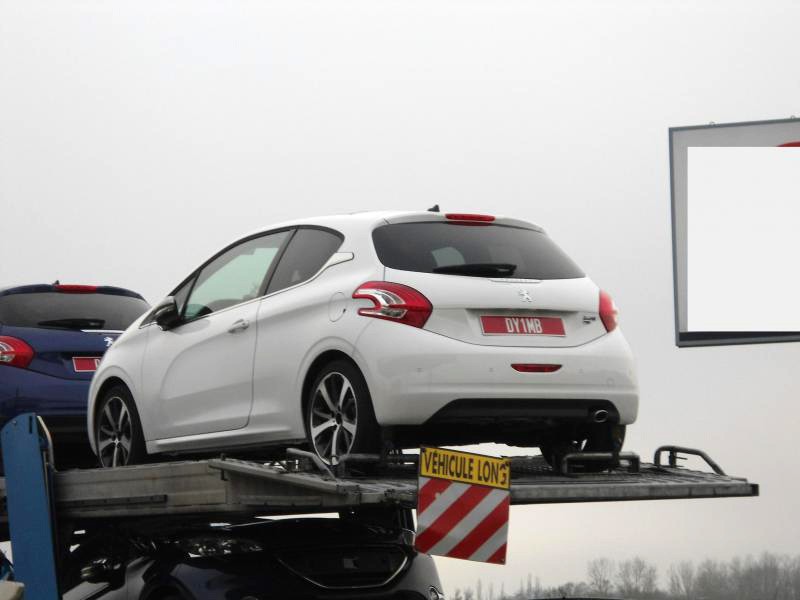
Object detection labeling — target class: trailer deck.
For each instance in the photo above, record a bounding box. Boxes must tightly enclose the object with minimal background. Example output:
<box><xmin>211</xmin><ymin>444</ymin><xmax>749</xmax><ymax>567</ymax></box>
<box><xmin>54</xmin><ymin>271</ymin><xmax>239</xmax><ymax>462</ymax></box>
<box><xmin>0</xmin><ymin>414</ymin><xmax>760</xmax><ymax>600</ymax></box>
<box><xmin>0</xmin><ymin>445</ymin><xmax>758</xmax><ymax>531</ymax></box>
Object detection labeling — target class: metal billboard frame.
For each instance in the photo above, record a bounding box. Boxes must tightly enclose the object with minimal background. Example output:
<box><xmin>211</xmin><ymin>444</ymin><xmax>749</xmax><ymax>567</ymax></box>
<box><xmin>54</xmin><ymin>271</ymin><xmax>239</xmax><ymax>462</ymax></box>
<box><xmin>669</xmin><ymin>116</ymin><xmax>800</xmax><ymax>347</ymax></box>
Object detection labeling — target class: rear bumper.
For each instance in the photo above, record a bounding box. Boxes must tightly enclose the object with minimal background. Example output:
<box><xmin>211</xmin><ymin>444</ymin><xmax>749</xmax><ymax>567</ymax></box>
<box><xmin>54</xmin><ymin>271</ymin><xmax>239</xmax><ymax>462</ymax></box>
<box><xmin>353</xmin><ymin>321</ymin><xmax>639</xmax><ymax>428</ymax></box>
<box><xmin>388</xmin><ymin>398</ymin><xmax>624</xmax><ymax>446</ymax></box>
<box><xmin>0</xmin><ymin>367</ymin><xmax>90</xmax><ymax>442</ymax></box>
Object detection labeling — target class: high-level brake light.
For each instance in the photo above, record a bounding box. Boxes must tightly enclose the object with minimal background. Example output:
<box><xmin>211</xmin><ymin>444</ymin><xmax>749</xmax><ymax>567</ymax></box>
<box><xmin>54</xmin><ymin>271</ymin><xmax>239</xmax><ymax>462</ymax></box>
<box><xmin>0</xmin><ymin>336</ymin><xmax>34</xmax><ymax>369</ymax></box>
<box><xmin>353</xmin><ymin>281</ymin><xmax>433</xmax><ymax>328</ymax></box>
<box><xmin>599</xmin><ymin>290</ymin><xmax>618</xmax><ymax>332</ymax></box>
<box><xmin>55</xmin><ymin>284</ymin><xmax>98</xmax><ymax>293</ymax></box>
<box><xmin>511</xmin><ymin>364</ymin><xmax>562</xmax><ymax>373</ymax></box>
<box><xmin>444</xmin><ymin>213</ymin><xmax>495</xmax><ymax>222</ymax></box>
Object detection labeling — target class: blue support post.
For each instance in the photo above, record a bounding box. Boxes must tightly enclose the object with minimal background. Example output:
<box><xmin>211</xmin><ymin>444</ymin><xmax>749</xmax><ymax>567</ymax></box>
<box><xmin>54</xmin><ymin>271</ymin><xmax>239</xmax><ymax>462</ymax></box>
<box><xmin>1</xmin><ymin>413</ymin><xmax>60</xmax><ymax>600</ymax></box>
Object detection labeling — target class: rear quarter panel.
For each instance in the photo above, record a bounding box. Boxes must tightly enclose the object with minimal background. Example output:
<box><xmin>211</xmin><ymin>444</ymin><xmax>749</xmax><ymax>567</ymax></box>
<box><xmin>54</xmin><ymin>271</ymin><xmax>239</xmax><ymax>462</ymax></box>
<box><xmin>251</xmin><ymin>242</ymin><xmax>384</xmax><ymax>441</ymax></box>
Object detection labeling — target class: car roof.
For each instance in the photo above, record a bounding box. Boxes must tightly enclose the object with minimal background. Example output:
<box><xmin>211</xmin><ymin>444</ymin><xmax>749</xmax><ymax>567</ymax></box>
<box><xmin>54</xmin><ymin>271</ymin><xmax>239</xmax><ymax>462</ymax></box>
<box><xmin>0</xmin><ymin>284</ymin><xmax>146</xmax><ymax>301</ymax></box>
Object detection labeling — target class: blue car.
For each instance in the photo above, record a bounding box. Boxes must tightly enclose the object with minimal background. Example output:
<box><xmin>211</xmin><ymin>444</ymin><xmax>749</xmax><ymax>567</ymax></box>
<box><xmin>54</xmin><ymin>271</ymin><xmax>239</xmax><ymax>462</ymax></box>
<box><xmin>0</xmin><ymin>283</ymin><xmax>149</xmax><ymax>469</ymax></box>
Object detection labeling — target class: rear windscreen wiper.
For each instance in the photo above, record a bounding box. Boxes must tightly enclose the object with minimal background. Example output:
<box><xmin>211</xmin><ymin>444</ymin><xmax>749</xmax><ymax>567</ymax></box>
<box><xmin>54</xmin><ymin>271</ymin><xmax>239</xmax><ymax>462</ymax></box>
<box><xmin>37</xmin><ymin>318</ymin><xmax>106</xmax><ymax>330</ymax></box>
<box><xmin>432</xmin><ymin>263</ymin><xmax>517</xmax><ymax>277</ymax></box>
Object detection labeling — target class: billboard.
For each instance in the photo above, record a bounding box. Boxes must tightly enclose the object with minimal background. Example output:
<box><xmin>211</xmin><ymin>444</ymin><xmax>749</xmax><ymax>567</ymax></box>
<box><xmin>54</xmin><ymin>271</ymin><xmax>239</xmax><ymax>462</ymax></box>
<box><xmin>670</xmin><ymin>118</ymin><xmax>800</xmax><ymax>346</ymax></box>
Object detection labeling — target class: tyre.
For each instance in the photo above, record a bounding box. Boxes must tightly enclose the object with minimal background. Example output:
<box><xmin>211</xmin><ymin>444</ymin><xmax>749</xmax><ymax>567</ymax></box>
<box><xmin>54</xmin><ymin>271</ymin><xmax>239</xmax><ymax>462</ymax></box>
<box><xmin>305</xmin><ymin>360</ymin><xmax>381</xmax><ymax>464</ymax></box>
<box><xmin>539</xmin><ymin>424</ymin><xmax>626</xmax><ymax>473</ymax></box>
<box><xmin>94</xmin><ymin>385</ymin><xmax>147</xmax><ymax>468</ymax></box>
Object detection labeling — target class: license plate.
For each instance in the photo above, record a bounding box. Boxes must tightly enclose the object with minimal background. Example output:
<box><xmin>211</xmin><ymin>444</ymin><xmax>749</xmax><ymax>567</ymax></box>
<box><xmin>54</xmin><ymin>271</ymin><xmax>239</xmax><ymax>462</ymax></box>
<box><xmin>480</xmin><ymin>315</ymin><xmax>565</xmax><ymax>336</ymax></box>
<box><xmin>73</xmin><ymin>357</ymin><xmax>102</xmax><ymax>372</ymax></box>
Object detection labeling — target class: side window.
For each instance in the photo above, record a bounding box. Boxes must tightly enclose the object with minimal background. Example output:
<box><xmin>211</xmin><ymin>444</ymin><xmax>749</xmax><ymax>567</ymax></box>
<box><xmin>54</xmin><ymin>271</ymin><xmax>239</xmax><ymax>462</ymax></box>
<box><xmin>184</xmin><ymin>231</ymin><xmax>290</xmax><ymax>320</ymax></box>
<box><xmin>267</xmin><ymin>228</ymin><xmax>343</xmax><ymax>294</ymax></box>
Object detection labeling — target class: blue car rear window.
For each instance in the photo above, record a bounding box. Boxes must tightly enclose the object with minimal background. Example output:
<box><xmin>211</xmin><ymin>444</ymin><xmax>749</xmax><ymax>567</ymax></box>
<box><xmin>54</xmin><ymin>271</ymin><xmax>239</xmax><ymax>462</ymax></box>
<box><xmin>0</xmin><ymin>293</ymin><xmax>149</xmax><ymax>331</ymax></box>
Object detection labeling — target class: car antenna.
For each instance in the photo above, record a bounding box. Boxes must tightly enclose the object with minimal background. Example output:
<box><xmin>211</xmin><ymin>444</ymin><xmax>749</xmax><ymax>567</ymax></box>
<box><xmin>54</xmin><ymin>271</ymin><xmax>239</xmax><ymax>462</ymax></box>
<box><xmin>427</xmin><ymin>204</ymin><xmax>440</xmax><ymax>213</ymax></box>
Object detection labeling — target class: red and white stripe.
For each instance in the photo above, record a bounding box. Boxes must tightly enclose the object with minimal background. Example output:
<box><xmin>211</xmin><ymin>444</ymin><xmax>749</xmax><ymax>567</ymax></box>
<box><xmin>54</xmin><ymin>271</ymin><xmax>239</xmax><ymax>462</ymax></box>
<box><xmin>415</xmin><ymin>476</ymin><xmax>509</xmax><ymax>564</ymax></box>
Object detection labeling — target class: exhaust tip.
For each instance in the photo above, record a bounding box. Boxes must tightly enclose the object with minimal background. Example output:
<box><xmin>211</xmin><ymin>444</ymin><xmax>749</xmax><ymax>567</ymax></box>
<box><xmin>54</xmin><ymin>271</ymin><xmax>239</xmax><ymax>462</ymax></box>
<box><xmin>591</xmin><ymin>409</ymin><xmax>609</xmax><ymax>424</ymax></box>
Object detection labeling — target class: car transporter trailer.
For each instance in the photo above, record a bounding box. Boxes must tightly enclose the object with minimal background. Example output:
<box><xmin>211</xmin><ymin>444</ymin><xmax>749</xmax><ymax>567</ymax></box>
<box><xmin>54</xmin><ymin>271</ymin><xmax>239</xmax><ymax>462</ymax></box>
<box><xmin>0</xmin><ymin>413</ymin><xmax>758</xmax><ymax>599</ymax></box>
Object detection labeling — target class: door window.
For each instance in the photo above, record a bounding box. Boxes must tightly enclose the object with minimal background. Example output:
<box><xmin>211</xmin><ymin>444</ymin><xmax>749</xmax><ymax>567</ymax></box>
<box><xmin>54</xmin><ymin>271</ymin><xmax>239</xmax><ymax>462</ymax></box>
<box><xmin>184</xmin><ymin>231</ymin><xmax>290</xmax><ymax>320</ymax></box>
<box><xmin>267</xmin><ymin>228</ymin><xmax>343</xmax><ymax>294</ymax></box>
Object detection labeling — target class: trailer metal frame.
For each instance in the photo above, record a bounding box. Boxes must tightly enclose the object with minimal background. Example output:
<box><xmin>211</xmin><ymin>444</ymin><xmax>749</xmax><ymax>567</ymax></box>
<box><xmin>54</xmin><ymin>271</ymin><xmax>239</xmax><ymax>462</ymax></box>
<box><xmin>0</xmin><ymin>414</ymin><xmax>759</xmax><ymax>598</ymax></box>
<box><xmin>0</xmin><ymin>445</ymin><xmax>758</xmax><ymax>531</ymax></box>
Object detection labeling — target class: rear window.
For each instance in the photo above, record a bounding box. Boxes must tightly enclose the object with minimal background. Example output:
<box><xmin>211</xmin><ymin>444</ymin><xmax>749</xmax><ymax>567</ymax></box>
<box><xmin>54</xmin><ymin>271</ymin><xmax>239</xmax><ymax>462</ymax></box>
<box><xmin>0</xmin><ymin>292</ymin><xmax>150</xmax><ymax>330</ymax></box>
<box><xmin>372</xmin><ymin>222</ymin><xmax>585</xmax><ymax>280</ymax></box>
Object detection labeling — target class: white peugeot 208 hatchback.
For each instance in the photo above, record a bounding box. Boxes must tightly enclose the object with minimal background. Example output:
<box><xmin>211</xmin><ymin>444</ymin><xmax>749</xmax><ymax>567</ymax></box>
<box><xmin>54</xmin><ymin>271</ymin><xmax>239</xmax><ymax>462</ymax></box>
<box><xmin>88</xmin><ymin>210</ymin><xmax>638</xmax><ymax>468</ymax></box>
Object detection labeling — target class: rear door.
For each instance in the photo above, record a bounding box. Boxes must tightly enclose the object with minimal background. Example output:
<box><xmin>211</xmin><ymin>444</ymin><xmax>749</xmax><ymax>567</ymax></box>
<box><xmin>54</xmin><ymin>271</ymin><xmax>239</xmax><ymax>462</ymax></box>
<box><xmin>373</xmin><ymin>220</ymin><xmax>607</xmax><ymax>348</ymax></box>
<box><xmin>143</xmin><ymin>230</ymin><xmax>291</xmax><ymax>439</ymax></box>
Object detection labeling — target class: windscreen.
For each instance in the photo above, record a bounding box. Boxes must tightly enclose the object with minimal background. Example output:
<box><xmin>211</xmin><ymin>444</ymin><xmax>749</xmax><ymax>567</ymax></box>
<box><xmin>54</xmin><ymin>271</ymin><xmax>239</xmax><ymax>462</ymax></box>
<box><xmin>372</xmin><ymin>222</ymin><xmax>584</xmax><ymax>280</ymax></box>
<box><xmin>0</xmin><ymin>292</ymin><xmax>149</xmax><ymax>330</ymax></box>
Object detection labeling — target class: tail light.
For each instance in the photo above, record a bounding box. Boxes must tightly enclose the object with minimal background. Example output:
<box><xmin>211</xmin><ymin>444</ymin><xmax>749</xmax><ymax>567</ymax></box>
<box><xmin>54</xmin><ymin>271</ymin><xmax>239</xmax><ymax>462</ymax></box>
<box><xmin>353</xmin><ymin>282</ymin><xmax>432</xmax><ymax>328</ymax></box>
<box><xmin>0</xmin><ymin>336</ymin><xmax>34</xmax><ymax>368</ymax></box>
<box><xmin>599</xmin><ymin>290</ymin><xmax>618</xmax><ymax>332</ymax></box>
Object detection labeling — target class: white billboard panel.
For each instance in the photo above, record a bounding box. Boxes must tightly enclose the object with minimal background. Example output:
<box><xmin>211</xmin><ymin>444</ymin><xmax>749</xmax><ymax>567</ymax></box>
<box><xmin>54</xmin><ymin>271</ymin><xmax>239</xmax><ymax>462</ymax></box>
<box><xmin>670</xmin><ymin>119</ymin><xmax>800</xmax><ymax>346</ymax></box>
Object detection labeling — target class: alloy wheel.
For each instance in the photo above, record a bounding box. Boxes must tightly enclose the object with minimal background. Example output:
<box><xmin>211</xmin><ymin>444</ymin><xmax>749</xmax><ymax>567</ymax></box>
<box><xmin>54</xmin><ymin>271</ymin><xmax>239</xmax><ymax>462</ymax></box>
<box><xmin>309</xmin><ymin>371</ymin><xmax>358</xmax><ymax>463</ymax></box>
<box><xmin>97</xmin><ymin>396</ymin><xmax>133</xmax><ymax>467</ymax></box>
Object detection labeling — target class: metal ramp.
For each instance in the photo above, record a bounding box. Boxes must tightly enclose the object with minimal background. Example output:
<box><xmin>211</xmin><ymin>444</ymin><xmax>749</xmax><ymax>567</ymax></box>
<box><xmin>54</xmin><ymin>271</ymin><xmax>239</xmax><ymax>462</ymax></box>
<box><xmin>0</xmin><ymin>445</ymin><xmax>758</xmax><ymax>529</ymax></box>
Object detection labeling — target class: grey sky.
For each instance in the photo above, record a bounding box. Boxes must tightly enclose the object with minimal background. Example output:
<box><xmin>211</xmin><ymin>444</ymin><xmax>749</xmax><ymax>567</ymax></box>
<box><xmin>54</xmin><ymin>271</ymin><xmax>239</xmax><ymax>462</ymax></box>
<box><xmin>1</xmin><ymin>0</ymin><xmax>798</xmax><ymax>590</ymax></box>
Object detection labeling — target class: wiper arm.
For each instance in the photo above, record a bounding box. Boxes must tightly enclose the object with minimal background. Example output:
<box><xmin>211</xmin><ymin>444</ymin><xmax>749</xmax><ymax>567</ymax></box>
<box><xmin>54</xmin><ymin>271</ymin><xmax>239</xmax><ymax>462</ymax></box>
<box><xmin>432</xmin><ymin>263</ymin><xmax>517</xmax><ymax>277</ymax></box>
<box><xmin>37</xmin><ymin>318</ymin><xmax>106</xmax><ymax>330</ymax></box>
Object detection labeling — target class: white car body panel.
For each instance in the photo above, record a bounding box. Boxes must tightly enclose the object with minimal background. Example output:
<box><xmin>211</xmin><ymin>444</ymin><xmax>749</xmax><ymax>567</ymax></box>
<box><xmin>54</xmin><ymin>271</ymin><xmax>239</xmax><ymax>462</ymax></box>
<box><xmin>88</xmin><ymin>210</ymin><xmax>639</xmax><ymax>458</ymax></box>
<box><xmin>142</xmin><ymin>299</ymin><xmax>259</xmax><ymax>439</ymax></box>
<box><xmin>248</xmin><ymin>255</ymin><xmax>383</xmax><ymax>446</ymax></box>
<box><xmin>387</xmin><ymin>269</ymin><xmax>607</xmax><ymax>348</ymax></box>
<box><xmin>353</xmin><ymin>321</ymin><xmax>638</xmax><ymax>426</ymax></box>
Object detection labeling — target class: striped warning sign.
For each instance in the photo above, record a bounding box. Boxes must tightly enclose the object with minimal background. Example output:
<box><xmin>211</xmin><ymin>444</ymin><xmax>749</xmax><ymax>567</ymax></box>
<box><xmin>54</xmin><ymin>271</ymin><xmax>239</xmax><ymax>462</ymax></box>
<box><xmin>415</xmin><ymin>447</ymin><xmax>510</xmax><ymax>564</ymax></box>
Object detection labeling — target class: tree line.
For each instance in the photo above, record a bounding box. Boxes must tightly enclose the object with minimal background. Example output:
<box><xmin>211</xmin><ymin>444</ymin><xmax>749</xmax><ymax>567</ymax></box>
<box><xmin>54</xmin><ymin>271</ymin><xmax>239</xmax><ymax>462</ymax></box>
<box><xmin>449</xmin><ymin>553</ymin><xmax>800</xmax><ymax>599</ymax></box>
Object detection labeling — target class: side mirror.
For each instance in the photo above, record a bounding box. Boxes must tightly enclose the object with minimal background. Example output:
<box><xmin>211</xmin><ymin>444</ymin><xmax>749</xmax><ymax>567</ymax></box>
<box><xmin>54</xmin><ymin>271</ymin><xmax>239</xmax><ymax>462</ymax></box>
<box><xmin>80</xmin><ymin>558</ymin><xmax>123</xmax><ymax>586</ymax></box>
<box><xmin>153</xmin><ymin>296</ymin><xmax>181</xmax><ymax>330</ymax></box>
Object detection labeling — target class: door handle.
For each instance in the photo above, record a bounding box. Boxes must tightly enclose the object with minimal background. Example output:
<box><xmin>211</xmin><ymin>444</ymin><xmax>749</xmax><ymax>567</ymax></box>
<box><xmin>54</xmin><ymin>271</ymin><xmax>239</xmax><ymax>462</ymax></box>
<box><xmin>228</xmin><ymin>318</ymin><xmax>250</xmax><ymax>334</ymax></box>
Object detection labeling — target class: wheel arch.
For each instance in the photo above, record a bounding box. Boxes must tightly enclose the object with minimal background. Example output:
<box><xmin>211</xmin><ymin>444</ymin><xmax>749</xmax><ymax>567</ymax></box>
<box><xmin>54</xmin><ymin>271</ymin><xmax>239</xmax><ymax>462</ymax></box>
<box><xmin>88</xmin><ymin>376</ymin><xmax>129</xmax><ymax>454</ymax></box>
<box><xmin>300</xmin><ymin>349</ymin><xmax>382</xmax><ymax>459</ymax></box>
<box><xmin>94</xmin><ymin>376</ymin><xmax>128</xmax><ymax>402</ymax></box>
<box><xmin>300</xmin><ymin>349</ymin><xmax>364</xmax><ymax>425</ymax></box>
<box><xmin>88</xmin><ymin>375</ymin><xmax>143</xmax><ymax>457</ymax></box>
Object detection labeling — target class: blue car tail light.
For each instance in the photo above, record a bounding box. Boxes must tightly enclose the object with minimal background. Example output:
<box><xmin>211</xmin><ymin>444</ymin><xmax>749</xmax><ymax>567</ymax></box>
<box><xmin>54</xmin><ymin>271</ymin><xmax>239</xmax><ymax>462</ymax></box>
<box><xmin>0</xmin><ymin>337</ymin><xmax>34</xmax><ymax>369</ymax></box>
